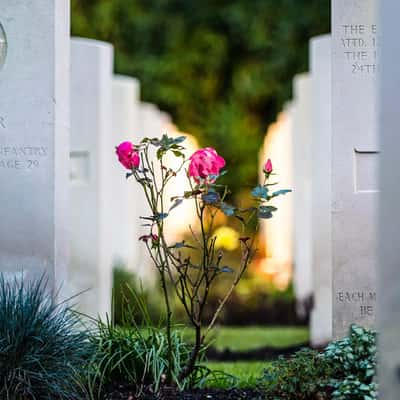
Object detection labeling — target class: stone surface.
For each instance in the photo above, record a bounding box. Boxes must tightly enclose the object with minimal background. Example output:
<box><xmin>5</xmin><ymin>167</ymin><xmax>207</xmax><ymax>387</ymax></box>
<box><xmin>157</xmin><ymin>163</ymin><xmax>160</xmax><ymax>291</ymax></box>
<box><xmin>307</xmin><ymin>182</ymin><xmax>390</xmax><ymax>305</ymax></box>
<box><xmin>331</xmin><ymin>0</ymin><xmax>378</xmax><ymax>339</ymax></box>
<box><xmin>140</xmin><ymin>103</ymin><xmax>169</xmax><ymax>139</ymax></box>
<box><xmin>0</xmin><ymin>22</ymin><xmax>7</xmax><ymax>70</ymax></box>
<box><xmin>291</xmin><ymin>74</ymin><xmax>313</xmax><ymax>318</ymax></box>
<box><xmin>310</xmin><ymin>35</ymin><xmax>333</xmax><ymax>346</ymax></box>
<box><xmin>0</xmin><ymin>1</ymin><xmax>70</xmax><ymax>288</ymax></box>
<box><xmin>111</xmin><ymin>75</ymin><xmax>141</xmax><ymax>272</ymax></box>
<box><xmin>378</xmin><ymin>1</ymin><xmax>400</xmax><ymax>398</ymax></box>
<box><xmin>69</xmin><ymin>38</ymin><xmax>114</xmax><ymax>319</ymax></box>
<box><xmin>259</xmin><ymin>106</ymin><xmax>294</xmax><ymax>291</ymax></box>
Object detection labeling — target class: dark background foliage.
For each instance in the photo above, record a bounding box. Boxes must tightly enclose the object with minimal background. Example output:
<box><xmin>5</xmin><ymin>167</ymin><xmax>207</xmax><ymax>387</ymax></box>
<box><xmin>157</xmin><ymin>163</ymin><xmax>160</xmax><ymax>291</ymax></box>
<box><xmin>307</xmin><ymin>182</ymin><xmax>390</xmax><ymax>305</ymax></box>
<box><xmin>71</xmin><ymin>0</ymin><xmax>330</xmax><ymax>195</ymax></box>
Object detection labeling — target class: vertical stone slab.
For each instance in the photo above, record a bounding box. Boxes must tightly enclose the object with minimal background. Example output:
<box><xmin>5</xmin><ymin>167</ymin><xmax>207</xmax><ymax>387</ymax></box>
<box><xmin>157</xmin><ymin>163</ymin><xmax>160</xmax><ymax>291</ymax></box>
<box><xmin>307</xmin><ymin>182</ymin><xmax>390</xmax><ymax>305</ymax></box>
<box><xmin>69</xmin><ymin>38</ymin><xmax>114</xmax><ymax>319</ymax></box>
<box><xmin>332</xmin><ymin>0</ymin><xmax>378</xmax><ymax>339</ymax></box>
<box><xmin>111</xmin><ymin>75</ymin><xmax>141</xmax><ymax>272</ymax></box>
<box><xmin>292</xmin><ymin>74</ymin><xmax>313</xmax><ymax>319</ymax></box>
<box><xmin>259</xmin><ymin>107</ymin><xmax>294</xmax><ymax>291</ymax></box>
<box><xmin>310</xmin><ymin>35</ymin><xmax>333</xmax><ymax>346</ymax></box>
<box><xmin>140</xmin><ymin>103</ymin><xmax>169</xmax><ymax>140</ymax></box>
<box><xmin>0</xmin><ymin>1</ymin><xmax>70</xmax><ymax>288</ymax></box>
<box><xmin>378</xmin><ymin>1</ymin><xmax>400</xmax><ymax>398</ymax></box>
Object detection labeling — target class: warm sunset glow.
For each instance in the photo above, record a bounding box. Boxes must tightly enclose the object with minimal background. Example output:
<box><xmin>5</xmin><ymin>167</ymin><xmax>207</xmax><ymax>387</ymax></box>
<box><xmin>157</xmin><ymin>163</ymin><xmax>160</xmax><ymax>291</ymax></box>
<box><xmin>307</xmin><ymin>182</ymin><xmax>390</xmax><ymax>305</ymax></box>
<box><xmin>258</xmin><ymin>107</ymin><xmax>294</xmax><ymax>289</ymax></box>
<box><xmin>256</xmin><ymin>257</ymin><xmax>292</xmax><ymax>291</ymax></box>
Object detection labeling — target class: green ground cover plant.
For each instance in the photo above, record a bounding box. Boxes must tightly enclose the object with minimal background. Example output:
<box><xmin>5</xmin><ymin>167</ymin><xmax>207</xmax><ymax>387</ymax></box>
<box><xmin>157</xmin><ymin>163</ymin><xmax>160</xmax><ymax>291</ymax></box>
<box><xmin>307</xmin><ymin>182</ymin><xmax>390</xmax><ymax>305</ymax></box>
<box><xmin>261</xmin><ymin>348</ymin><xmax>333</xmax><ymax>399</ymax></box>
<box><xmin>325</xmin><ymin>325</ymin><xmax>377</xmax><ymax>400</ymax></box>
<box><xmin>260</xmin><ymin>325</ymin><xmax>377</xmax><ymax>400</ymax></box>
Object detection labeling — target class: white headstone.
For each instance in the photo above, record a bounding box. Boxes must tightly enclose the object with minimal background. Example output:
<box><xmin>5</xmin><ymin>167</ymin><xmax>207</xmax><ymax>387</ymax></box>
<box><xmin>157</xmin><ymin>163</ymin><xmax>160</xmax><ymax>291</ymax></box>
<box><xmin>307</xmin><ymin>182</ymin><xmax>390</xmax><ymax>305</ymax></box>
<box><xmin>259</xmin><ymin>107</ymin><xmax>294</xmax><ymax>291</ymax></box>
<box><xmin>140</xmin><ymin>103</ymin><xmax>168</xmax><ymax>139</ymax></box>
<box><xmin>332</xmin><ymin>0</ymin><xmax>378</xmax><ymax>339</ymax></box>
<box><xmin>69</xmin><ymin>38</ymin><xmax>114</xmax><ymax>319</ymax></box>
<box><xmin>0</xmin><ymin>1</ymin><xmax>70</xmax><ymax>288</ymax></box>
<box><xmin>310</xmin><ymin>35</ymin><xmax>333</xmax><ymax>346</ymax></box>
<box><xmin>291</xmin><ymin>74</ymin><xmax>313</xmax><ymax>318</ymax></box>
<box><xmin>378</xmin><ymin>1</ymin><xmax>400</xmax><ymax>397</ymax></box>
<box><xmin>111</xmin><ymin>75</ymin><xmax>141</xmax><ymax>272</ymax></box>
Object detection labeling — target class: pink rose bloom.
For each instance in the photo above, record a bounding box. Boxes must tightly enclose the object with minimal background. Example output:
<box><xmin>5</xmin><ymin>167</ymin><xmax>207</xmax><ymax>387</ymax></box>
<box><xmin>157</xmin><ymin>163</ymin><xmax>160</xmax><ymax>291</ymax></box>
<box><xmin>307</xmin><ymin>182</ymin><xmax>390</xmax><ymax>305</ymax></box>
<box><xmin>189</xmin><ymin>147</ymin><xmax>226</xmax><ymax>184</ymax></box>
<box><xmin>264</xmin><ymin>158</ymin><xmax>273</xmax><ymax>174</ymax></box>
<box><xmin>116</xmin><ymin>141</ymin><xmax>140</xmax><ymax>170</ymax></box>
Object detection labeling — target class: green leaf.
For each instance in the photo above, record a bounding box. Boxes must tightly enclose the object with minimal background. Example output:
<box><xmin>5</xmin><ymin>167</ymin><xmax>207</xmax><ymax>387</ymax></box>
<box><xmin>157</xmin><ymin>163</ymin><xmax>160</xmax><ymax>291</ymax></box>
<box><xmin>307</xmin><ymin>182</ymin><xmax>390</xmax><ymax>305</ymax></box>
<box><xmin>251</xmin><ymin>185</ymin><xmax>268</xmax><ymax>199</ymax></box>
<box><xmin>220</xmin><ymin>202</ymin><xmax>235</xmax><ymax>216</ymax></box>
<box><xmin>220</xmin><ymin>266</ymin><xmax>234</xmax><ymax>273</ymax></box>
<box><xmin>169</xmin><ymin>198</ymin><xmax>183</xmax><ymax>212</ymax></box>
<box><xmin>141</xmin><ymin>213</ymin><xmax>169</xmax><ymax>221</ymax></box>
<box><xmin>172</xmin><ymin>136</ymin><xmax>186</xmax><ymax>144</ymax></box>
<box><xmin>172</xmin><ymin>150</ymin><xmax>184</xmax><ymax>158</ymax></box>
<box><xmin>156</xmin><ymin>148</ymin><xmax>164</xmax><ymax>160</ymax></box>
<box><xmin>169</xmin><ymin>241</ymin><xmax>196</xmax><ymax>250</ymax></box>
<box><xmin>202</xmin><ymin>191</ymin><xmax>220</xmax><ymax>204</ymax></box>
<box><xmin>258</xmin><ymin>205</ymin><xmax>277</xmax><ymax>219</ymax></box>
<box><xmin>155</xmin><ymin>213</ymin><xmax>169</xmax><ymax>220</ymax></box>
<box><xmin>271</xmin><ymin>189</ymin><xmax>292</xmax><ymax>197</ymax></box>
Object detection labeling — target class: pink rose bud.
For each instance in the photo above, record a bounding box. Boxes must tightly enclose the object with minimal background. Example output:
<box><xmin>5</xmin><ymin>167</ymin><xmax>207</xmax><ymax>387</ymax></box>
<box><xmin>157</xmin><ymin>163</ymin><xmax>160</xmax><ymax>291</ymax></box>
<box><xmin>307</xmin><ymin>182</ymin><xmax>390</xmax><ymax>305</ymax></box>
<box><xmin>264</xmin><ymin>159</ymin><xmax>273</xmax><ymax>174</ymax></box>
<box><xmin>116</xmin><ymin>141</ymin><xmax>140</xmax><ymax>170</ymax></box>
<box><xmin>188</xmin><ymin>147</ymin><xmax>226</xmax><ymax>184</ymax></box>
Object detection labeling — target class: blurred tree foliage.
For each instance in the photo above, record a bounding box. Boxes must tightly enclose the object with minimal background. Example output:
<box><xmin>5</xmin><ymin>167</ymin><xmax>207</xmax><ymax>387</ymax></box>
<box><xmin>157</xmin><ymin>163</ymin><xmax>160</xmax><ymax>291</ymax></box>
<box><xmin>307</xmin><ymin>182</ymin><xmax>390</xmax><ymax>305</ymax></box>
<box><xmin>71</xmin><ymin>0</ymin><xmax>329</xmax><ymax>195</ymax></box>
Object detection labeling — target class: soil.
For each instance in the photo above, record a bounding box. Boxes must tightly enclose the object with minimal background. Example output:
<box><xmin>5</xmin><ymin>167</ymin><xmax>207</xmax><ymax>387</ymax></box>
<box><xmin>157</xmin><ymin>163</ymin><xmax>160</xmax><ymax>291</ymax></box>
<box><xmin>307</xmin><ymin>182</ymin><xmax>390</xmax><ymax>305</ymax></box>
<box><xmin>105</xmin><ymin>385</ymin><xmax>264</xmax><ymax>400</ymax></box>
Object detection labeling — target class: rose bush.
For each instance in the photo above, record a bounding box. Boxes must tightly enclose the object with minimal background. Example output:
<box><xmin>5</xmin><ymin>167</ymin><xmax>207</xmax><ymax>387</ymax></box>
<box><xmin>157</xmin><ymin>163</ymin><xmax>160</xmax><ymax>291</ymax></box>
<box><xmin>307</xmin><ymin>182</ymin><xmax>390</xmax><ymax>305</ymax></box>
<box><xmin>116</xmin><ymin>134</ymin><xmax>290</xmax><ymax>388</ymax></box>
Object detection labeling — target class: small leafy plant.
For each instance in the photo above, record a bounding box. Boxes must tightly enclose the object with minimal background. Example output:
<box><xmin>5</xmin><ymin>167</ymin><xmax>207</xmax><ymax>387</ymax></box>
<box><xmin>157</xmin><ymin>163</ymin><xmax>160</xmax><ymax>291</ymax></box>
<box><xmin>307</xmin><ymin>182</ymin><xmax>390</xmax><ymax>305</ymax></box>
<box><xmin>260</xmin><ymin>324</ymin><xmax>377</xmax><ymax>400</ymax></box>
<box><xmin>325</xmin><ymin>324</ymin><xmax>377</xmax><ymax>400</ymax></box>
<box><xmin>115</xmin><ymin>136</ymin><xmax>291</xmax><ymax>385</ymax></box>
<box><xmin>0</xmin><ymin>274</ymin><xmax>92</xmax><ymax>400</ymax></box>
<box><xmin>261</xmin><ymin>348</ymin><xmax>333</xmax><ymax>399</ymax></box>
